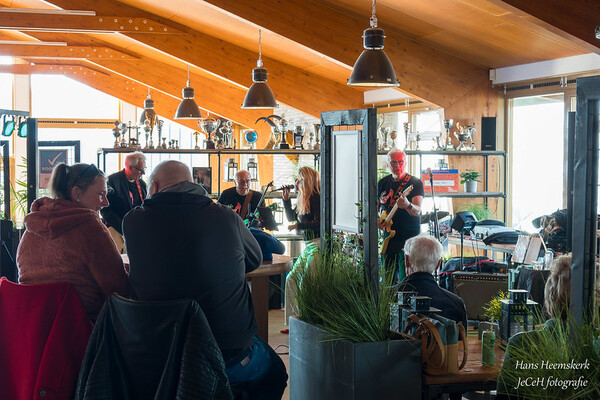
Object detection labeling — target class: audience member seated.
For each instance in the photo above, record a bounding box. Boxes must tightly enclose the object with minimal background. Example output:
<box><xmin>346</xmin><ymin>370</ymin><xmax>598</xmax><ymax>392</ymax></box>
<box><xmin>16</xmin><ymin>163</ymin><xmax>128</xmax><ymax>321</ymax></box>
<box><xmin>249</xmin><ymin>227</ymin><xmax>286</xmax><ymax>261</ymax></box>
<box><xmin>0</xmin><ymin>277</ymin><xmax>93</xmax><ymax>400</ymax></box>
<box><xmin>398</xmin><ymin>234</ymin><xmax>468</xmax><ymax>330</ymax></box>
<box><xmin>75</xmin><ymin>294</ymin><xmax>232</xmax><ymax>400</ymax></box>
<box><xmin>497</xmin><ymin>254</ymin><xmax>573</xmax><ymax>399</ymax></box>
<box><xmin>123</xmin><ymin>160</ymin><xmax>287</xmax><ymax>400</ymax></box>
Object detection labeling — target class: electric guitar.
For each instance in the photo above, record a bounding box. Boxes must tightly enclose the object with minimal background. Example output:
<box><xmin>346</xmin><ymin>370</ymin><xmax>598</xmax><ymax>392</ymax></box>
<box><xmin>244</xmin><ymin>181</ymin><xmax>273</xmax><ymax>227</ymax></box>
<box><xmin>379</xmin><ymin>184</ymin><xmax>413</xmax><ymax>255</ymax></box>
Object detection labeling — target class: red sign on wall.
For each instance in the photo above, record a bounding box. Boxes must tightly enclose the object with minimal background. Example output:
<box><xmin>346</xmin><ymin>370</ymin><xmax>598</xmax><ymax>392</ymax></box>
<box><xmin>421</xmin><ymin>169</ymin><xmax>459</xmax><ymax>193</ymax></box>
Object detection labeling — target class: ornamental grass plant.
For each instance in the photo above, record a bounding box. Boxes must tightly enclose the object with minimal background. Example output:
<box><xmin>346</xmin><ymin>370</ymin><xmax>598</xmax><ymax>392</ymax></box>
<box><xmin>294</xmin><ymin>240</ymin><xmax>397</xmax><ymax>343</ymax></box>
<box><xmin>497</xmin><ymin>307</ymin><xmax>600</xmax><ymax>399</ymax></box>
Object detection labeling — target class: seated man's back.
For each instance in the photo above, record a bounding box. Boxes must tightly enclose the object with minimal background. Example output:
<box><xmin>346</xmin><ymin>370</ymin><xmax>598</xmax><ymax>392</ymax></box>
<box><xmin>399</xmin><ymin>234</ymin><xmax>468</xmax><ymax>330</ymax></box>
<box><xmin>124</xmin><ymin>167</ymin><xmax>262</xmax><ymax>352</ymax></box>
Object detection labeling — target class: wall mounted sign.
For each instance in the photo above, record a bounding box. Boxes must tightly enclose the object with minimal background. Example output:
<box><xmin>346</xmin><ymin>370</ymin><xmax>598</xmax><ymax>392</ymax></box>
<box><xmin>39</xmin><ymin>149</ymin><xmax>67</xmax><ymax>189</ymax></box>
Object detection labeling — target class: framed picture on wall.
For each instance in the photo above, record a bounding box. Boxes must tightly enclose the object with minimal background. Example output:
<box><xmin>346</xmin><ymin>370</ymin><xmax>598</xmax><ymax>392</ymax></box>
<box><xmin>193</xmin><ymin>166</ymin><xmax>212</xmax><ymax>194</ymax></box>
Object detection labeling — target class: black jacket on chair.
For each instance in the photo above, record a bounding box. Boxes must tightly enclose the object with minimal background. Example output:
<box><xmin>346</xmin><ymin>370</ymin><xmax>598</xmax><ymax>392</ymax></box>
<box><xmin>100</xmin><ymin>170</ymin><xmax>147</xmax><ymax>234</ymax></box>
<box><xmin>75</xmin><ymin>294</ymin><xmax>233</xmax><ymax>400</ymax></box>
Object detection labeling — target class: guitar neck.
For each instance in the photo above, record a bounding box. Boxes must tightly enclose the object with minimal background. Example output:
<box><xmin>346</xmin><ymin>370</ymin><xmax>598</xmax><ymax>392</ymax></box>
<box><xmin>385</xmin><ymin>203</ymin><xmax>400</xmax><ymax>224</ymax></box>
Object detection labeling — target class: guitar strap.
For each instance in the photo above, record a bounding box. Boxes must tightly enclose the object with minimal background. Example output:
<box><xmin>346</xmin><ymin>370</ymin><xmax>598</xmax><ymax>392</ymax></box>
<box><xmin>241</xmin><ymin>189</ymin><xmax>254</xmax><ymax>218</ymax></box>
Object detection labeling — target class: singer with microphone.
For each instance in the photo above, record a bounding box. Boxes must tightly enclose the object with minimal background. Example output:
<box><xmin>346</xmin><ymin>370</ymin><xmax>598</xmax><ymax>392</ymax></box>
<box><xmin>282</xmin><ymin>166</ymin><xmax>321</xmax><ymax>242</ymax></box>
<box><xmin>377</xmin><ymin>149</ymin><xmax>424</xmax><ymax>283</ymax></box>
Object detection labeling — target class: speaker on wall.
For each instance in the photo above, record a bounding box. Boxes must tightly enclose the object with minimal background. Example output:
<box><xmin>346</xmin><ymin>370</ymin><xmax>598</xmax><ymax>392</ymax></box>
<box><xmin>481</xmin><ymin>116</ymin><xmax>496</xmax><ymax>151</ymax></box>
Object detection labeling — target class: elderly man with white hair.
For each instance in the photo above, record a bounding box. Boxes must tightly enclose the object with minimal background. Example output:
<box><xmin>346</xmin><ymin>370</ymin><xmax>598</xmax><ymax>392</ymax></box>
<box><xmin>400</xmin><ymin>234</ymin><xmax>468</xmax><ymax>330</ymax></box>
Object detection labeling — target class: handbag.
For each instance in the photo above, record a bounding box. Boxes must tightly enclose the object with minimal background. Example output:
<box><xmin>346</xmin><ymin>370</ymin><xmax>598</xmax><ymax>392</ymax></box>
<box><xmin>405</xmin><ymin>314</ymin><xmax>468</xmax><ymax>375</ymax></box>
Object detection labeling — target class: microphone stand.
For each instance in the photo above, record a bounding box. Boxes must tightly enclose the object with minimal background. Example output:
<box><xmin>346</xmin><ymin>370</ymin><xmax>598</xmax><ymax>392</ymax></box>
<box><xmin>428</xmin><ymin>170</ymin><xmax>441</xmax><ymax>242</ymax></box>
<box><xmin>245</xmin><ymin>181</ymin><xmax>273</xmax><ymax>227</ymax></box>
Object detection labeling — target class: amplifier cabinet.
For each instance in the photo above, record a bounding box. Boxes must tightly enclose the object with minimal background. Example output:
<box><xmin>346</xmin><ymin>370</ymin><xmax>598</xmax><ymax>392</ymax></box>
<box><xmin>452</xmin><ymin>272</ymin><xmax>508</xmax><ymax>320</ymax></box>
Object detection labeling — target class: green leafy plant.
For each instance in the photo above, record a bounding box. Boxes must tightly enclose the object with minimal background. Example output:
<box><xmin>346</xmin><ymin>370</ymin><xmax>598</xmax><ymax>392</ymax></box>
<box><xmin>458</xmin><ymin>202</ymin><xmax>494</xmax><ymax>221</ymax></box>
<box><xmin>460</xmin><ymin>169</ymin><xmax>481</xmax><ymax>183</ymax></box>
<box><xmin>482</xmin><ymin>291</ymin><xmax>508</xmax><ymax>323</ymax></box>
<box><xmin>295</xmin><ymin>239</ymin><xmax>398</xmax><ymax>342</ymax></box>
<box><xmin>378</xmin><ymin>167</ymin><xmax>390</xmax><ymax>180</ymax></box>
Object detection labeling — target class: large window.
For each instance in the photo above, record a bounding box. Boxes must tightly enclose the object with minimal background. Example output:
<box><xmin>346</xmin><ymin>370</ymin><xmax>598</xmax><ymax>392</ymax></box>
<box><xmin>510</xmin><ymin>93</ymin><xmax>565</xmax><ymax>231</ymax></box>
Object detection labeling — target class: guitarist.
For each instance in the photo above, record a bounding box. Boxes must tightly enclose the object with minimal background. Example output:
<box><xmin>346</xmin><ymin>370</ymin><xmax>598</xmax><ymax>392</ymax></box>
<box><xmin>378</xmin><ymin>149</ymin><xmax>424</xmax><ymax>283</ymax></box>
<box><xmin>217</xmin><ymin>170</ymin><xmax>262</xmax><ymax>219</ymax></box>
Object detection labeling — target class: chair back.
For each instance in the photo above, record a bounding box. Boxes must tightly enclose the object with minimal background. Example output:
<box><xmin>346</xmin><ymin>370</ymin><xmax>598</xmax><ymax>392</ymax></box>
<box><xmin>0</xmin><ymin>277</ymin><xmax>93</xmax><ymax>400</ymax></box>
<box><xmin>75</xmin><ymin>293</ymin><xmax>233</xmax><ymax>400</ymax></box>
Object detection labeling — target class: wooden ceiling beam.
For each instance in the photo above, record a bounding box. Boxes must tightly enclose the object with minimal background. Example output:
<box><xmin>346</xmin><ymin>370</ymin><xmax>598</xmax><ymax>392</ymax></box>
<box><xmin>125</xmin><ymin>32</ymin><xmax>365</xmax><ymax>117</ymax></box>
<box><xmin>39</xmin><ymin>0</ymin><xmax>365</xmax><ymax>116</ymax></box>
<box><xmin>201</xmin><ymin>0</ymin><xmax>489</xmax><ymax>108</ymax></box>
<box><xmin>0</xmin><ymin>13</ymin><xmax>183</xmax><ymax>34</ymax></box>
<box><xmin>0</xmin><ymin>63</ymin><xmax>108</xmax><ymax>76</ymax></box>
<box><xmin>0</xmin><ymin>44</ymin><xmax>136</xmax><ymax>60</ymax></box>
<box><xmin>490</xmin><ymin>0</ymin><xmax>600</xmax><ymax>54</ymax></box>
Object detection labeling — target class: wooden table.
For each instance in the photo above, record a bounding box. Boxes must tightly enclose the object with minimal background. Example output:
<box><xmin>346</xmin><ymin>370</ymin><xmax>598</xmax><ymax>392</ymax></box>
<box><xmin>423</xmin><ymin>339</ymin><xmax>504</xmax><ymax>399</ymax></box>
<box><xmin>247</xmin><ymin>254</ymin><xmax>293</xmax><ymax>342</ymax></box>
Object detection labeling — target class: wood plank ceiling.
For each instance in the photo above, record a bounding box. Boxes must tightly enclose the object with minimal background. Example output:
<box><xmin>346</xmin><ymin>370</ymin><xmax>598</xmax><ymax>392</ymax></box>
<box><xmin>0</xmin><ymin>0</ymin><xmax>597</xmax><ymax>131</ymax></box>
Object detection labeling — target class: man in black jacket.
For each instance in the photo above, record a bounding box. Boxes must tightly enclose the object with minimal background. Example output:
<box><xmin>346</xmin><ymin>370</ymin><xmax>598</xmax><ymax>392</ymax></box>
<box><xmin>123</xmin><ymin>160</ymin><xmax>287</xmax><ymax>399</ymax></box>
<box><xmin>399</xmin><ymin>234</ymin><xmax>468</xmax><ymax>330</ymax></box>
<box><xmin>101</xmin><ymin>151</ymin><xmax>147</xmax><ymax>253</ymax></box>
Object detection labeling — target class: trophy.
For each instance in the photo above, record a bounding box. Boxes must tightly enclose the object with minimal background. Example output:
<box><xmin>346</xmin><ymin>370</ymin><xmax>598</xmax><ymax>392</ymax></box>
<box><xmin>403</xmin><ymin>123</ymin><xmax>410</xmax><ymax>150</ymax></box>
<box><xmin>312</xmin><ymin>124</ymin><xmax>321</xmax><ymax>150</ymax></box>
<box><xmin>415</xmin><ymin>133</ymin><xmax>421</xmax><ymax>151</ymax></box>
<box><xmin>142</xmin><ymin>119</ymin><xmax>154</xmax><ymax>149</ymax></box>
<box><xmin>198</xmin><ymin>115</ymin><xmax>220</xmax><ymax>149</ymax></box>
<box><xmin>161</xmin><ymin>137</ymin><xmax>167</xmax><ymax>149</ymax></box>
<box><xmin>192</xmin><ymin>131</ymin><xmax>202</xmax><ymax>150</ymax></box>
<box><xmin>157</xmin><ymin>119</ymin><xmax>164</xmax><ymax>148</ymax></box>
<box><xmin>293</xmin><ymin>125</ymin><xmax>304</xmax><ymax>149</ymax></box>
<box><xmin>454</xmin><ymin>122</ymin><xmax>477</xmax><ymax>151</ymax></box>
<box><xmin>119</xmin><ymin>123</ymin><xmax>128</xmax><ymax>147</ymax></box>
<box><xmin>377</xmin><ymin>114</ymin><xmax>388</xmax><ymax>150</ymax></box>
<box><xmin>390</xmin><ymin>130</ymin><xmax>397</xmax><ymax>149</ymax></box>
<box><xmin>219</xmin><ymin>120</ymin><xmax>234</xmax><ymax>149</ymax></box>
<box><xmin>112</xmin><ymin>120</ymin><xmax>121</xmax><ymax>148</ymax></box>
<box><xmin>244</xmin><ymin>130</ymin><xmax>258</xmax><ymax>149</ymax></box>
<box><xmin>443</xmin><ymin>119</ymin><xmax>454</xmax><ymax>150</ymax></box>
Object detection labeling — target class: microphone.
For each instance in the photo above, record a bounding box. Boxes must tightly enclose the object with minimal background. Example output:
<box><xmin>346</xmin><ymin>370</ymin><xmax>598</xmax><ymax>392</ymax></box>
<box><xmin>272</xmin><ymin>184</ymin><xmax>295</xmax><ymax>191</ymax></box>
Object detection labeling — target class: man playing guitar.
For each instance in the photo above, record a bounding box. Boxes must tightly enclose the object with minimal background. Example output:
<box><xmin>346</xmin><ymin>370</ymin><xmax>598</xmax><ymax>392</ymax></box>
<box><xmin>377</xmin><ymin>149</ymin><xmax>424</xmax><ymax>283</ymax></box>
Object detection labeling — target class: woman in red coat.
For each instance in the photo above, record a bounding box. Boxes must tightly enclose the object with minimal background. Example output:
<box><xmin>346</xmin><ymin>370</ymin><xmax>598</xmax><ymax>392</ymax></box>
<box><xmin>17</xmin><ymin>163</ymin><xmax>129</xmax><ymax>321</ymax></box>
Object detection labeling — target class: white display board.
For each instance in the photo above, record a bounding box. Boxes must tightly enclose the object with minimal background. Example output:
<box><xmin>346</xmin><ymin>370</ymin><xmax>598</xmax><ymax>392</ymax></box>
<box><xmin>332</xmin><ymin>129</ymin><xmax>360</xmax><ymax>233</ymax></box>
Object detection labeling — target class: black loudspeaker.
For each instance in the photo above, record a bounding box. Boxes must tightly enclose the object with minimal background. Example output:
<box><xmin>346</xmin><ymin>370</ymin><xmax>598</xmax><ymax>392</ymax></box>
<box><xmin>481</xmin><ymin>116</ymin><xmax>496</xmax><ymax>151</ymax></box>
<box><xmin>451</xmin><ymin>211</ymin><xmax>477</xmax><ymax>232</ymax></box>
<box><xmin>452</xmin><ymin>272</ymin><xmax>508</xmax><ymax>320</ymax></box>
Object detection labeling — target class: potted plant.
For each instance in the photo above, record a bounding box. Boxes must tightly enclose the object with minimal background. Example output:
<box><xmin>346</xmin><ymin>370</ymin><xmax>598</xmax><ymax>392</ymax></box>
<box><xmin>460</xmin><ymin>169</ymin><xmax>481</xmax><ymax>193</ymax></box>
<box><xmin>479</xmin><ymin>291</ymin><xmax>507</xmax><ymax>339</ymax></box>
<box><xmin>289</xmin><ymin>238</ymin><xmax>422</xmax><ymax>400</ymax></box>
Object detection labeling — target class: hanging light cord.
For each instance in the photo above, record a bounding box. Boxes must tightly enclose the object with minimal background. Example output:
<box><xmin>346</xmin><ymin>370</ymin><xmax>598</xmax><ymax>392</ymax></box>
<box><xmin>370</xmin><ymin>0</ymin><xmax>378</xmax><ymax>28</ymax></box>
<box><xmin>186</xmin><ymin>65</ymin><xmax>191</xmax><ymax>87</ymax></box>
<box><xmin>256</xmin><ymin>29</ymin><xmax>264</xmax><ymax>68</ymax></box>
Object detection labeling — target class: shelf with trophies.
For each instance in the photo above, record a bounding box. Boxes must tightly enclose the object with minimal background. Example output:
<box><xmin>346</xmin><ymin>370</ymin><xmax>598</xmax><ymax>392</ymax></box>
<box><xmin>97</xmin><ymin>113</ymin><xmax>321</xmax><ymax>196</ymax></box>
<box><xmin>375</xmin><ymin>118</ymin><xmax>507</xmax><ymax>216</ymax></box>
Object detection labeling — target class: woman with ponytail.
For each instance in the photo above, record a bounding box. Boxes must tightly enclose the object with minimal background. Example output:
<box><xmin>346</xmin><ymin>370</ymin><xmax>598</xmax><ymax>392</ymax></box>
<box><xmin>17</xmin><ymin>163</ymin><xmax>128</xmax><ymax>321</ymax></box>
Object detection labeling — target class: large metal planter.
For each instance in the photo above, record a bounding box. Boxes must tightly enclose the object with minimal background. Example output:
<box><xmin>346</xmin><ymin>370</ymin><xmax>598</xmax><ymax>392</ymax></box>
<box><xmin>290</xmin><ymin>317</ymin><xmax>422</xmax><ymax>400</ymax></box>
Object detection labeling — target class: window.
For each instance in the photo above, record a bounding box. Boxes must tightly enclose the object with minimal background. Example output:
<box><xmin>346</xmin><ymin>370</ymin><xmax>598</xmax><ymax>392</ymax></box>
<box><xmin>509</xmin><ymin>93</ymin><xmax>564</xmax><ymax>231</ymax></box>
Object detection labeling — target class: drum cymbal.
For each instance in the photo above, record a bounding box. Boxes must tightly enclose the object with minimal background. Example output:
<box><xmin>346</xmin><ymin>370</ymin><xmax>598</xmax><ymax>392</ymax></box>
<box><xmin>421</xmin><ymin>211</ymin><xmax>449</xmax><ymax>224</ymax></box>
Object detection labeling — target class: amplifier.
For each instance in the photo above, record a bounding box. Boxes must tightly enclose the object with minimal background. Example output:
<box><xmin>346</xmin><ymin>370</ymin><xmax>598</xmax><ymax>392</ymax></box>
<box><xmin>452</xmin><ymin>272</ymin><xmax>508</xmax><ymax>320</ymax></box>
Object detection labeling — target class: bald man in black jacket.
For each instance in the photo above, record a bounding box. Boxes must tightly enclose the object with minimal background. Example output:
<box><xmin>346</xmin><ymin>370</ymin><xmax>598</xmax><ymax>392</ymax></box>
<box><xmin>123</xmin><ymin>160</ymin><xmax>287</xmax><ymax>399</ymax></box>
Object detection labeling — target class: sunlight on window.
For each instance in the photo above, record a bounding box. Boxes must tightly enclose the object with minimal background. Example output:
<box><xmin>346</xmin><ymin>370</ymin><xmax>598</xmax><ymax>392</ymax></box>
<box><xmin>0</xmin><ymin>73</ymin><xmax>12</xmax><ymax>110</ymax></box>
<box><xmin>511</xmin><ymin>94</ymin><xmax>564</xmax><ymax>232</ymax></box>
<box><xmin>31</xmin><ymin>75</ymin><xmax>118</xmax><ymax>118</ymax></box>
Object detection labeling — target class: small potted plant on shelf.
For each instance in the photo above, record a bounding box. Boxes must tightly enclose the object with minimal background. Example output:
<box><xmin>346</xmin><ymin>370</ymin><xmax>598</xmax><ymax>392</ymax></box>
<box><xmin>460</xmin><ymin>169</ymin><xmax>481</xmax><ymax>193</ymax></box>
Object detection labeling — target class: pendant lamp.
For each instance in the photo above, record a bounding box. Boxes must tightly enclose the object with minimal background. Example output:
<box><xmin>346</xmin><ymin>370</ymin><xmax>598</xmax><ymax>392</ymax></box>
<box><xmin>241</xmin><ymin>29</ymin><xmax>278</xmax><ymax>109</ymax></box>
<box><xmin>175</xmin><ymin>66</ymin><xmax>202</xmax><ymax>119</ymax></box>
<box><xmin>139</xmin><ymin>87</ymin><xmax>157</xmax><ymax>125</ymax></box>
<box><xmin>348</xmin><ymin>0</ymin><xmax>399</xmax><ymax>87</ymax></box>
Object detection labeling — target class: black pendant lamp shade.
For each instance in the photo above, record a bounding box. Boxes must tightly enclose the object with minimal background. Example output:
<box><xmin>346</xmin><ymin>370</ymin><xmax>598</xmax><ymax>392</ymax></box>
<box><xmin>139</xmin><ymin>88</ymin><xmax>156</xmax><ymax>125</ymax></box>
<box><xmin>241</xmin><ymin>29</ymin><xmax>278</xmax><ymax>109</ymax></box>
<box><xmin>175</xmin><ymin>66</ymin><xmax>202</xmax><ymax>119</ymax></box>
<box><xmin>348</xmin><ymin>1</ymin><xmax>399</xmax><ymax>87</ymax></box>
